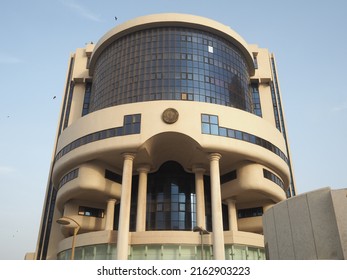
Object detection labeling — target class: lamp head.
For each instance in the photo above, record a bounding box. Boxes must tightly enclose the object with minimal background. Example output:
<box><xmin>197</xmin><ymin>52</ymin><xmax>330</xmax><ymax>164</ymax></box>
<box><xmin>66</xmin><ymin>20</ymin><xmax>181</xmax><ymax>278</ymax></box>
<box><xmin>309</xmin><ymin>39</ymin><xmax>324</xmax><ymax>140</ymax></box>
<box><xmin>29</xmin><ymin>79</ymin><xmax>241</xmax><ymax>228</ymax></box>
<box><xmin>193</xmin><ymin>226</ymin><xmax>209</xmax><ymax>234</ymax></box>
<box><xmin>56</xmin><ymin>218</ymin><xmax>71</xmax><ymax>225</ymax></box>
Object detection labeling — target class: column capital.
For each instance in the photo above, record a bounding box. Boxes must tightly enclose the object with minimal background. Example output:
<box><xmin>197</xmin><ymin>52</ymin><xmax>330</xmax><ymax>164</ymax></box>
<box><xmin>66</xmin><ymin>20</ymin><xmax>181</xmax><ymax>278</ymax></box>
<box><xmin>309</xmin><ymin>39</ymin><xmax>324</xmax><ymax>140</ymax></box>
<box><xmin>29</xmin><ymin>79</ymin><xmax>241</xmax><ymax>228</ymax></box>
<box><xmin>122</xmin><ymin>152</ymin><xmax>136</xmax><ymax>161</ymax></box>
<box><xmin>192</xmin><ymin>164</ymin><xmax>206</xmax><ymax>173</ymax></box>
<box><xmin>137</xmin><ymin>164</ymin><xmax>151</xmax><ymax>173</ymax></box>
<box><xmin>225</xmin><ymin>198</ymin><xmax>237</xmax><ymax>204</ymax></box>
<box><xmin>208</xmin><ymin>153</ymin><xmax>222</xmax><ymax>161</ymax></box>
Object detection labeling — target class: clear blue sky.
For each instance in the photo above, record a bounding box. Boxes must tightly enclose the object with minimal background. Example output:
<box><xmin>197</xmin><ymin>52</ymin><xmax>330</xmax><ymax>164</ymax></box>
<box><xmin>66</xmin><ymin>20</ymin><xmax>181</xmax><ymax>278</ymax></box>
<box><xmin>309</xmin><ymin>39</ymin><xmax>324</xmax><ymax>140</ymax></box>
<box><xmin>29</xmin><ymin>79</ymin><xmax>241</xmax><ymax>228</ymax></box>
<box><xmin>1</xmin><ymin>0</ymin><xmax>346</xmax><ymax>260</ymax></box>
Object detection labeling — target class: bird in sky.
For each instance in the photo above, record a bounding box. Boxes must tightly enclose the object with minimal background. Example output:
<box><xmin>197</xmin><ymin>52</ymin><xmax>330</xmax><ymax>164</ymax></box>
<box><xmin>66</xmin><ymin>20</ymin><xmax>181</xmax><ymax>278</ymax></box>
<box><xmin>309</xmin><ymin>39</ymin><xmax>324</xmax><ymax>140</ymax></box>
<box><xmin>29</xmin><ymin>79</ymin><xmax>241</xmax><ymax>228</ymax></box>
<box><xmin>115</xmin><ymin>16</ymin><xmax>117</xmax><ymax>21</ymax></box>
<box><xmin>53</xmin><ymin>96</ymin><xmax>56</xmax><ymax>99</ymax></box>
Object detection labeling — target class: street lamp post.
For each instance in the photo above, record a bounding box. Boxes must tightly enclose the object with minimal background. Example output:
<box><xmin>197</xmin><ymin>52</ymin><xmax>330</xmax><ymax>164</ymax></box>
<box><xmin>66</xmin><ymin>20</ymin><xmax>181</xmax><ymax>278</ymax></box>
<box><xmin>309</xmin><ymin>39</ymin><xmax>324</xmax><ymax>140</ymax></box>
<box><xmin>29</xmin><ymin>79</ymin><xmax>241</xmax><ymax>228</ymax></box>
<box><xmin>193</xmin><ymin>226</ymin><xmax>210</xmax><ymax>260</ymax></box>
<box><xmin>56</xmin><ymin>216</ymin><xmax>81</xmax><ymax>260</ymax></box>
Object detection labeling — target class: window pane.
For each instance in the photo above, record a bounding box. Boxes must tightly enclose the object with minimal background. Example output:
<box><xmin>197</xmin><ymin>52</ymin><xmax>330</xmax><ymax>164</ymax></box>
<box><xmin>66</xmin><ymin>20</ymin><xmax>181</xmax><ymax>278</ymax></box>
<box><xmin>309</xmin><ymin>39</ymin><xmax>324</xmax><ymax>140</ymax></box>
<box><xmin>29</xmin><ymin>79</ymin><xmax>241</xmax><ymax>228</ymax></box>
<box><xmin>134</xmin><ymin>114</ymin><xmax>141</xmax><ymax>123</ymax></box>
<box><xmin>235</xmin><ymin>131</ymin><xmax>242</xmax><ymax>139</ymax></box>
<box><xmin>227</xmin><ymin>129</ymin><xmax>235</xmax><ymax>138</ymax></box>
<box><xmin>124</xmin><ymin>124</ymin><xmax>132</xmax><ymax>134</ymax></box>
<box><xmin>202</xmin><ymin>123</ymin><xmax>210</xmax><ymax>134</ymax></box>
<box><xmin>201</xmin><ymin>114</ymin><xmax>209</xmax><ymax>123</ymax></box>
<box><xmin>210</xmin><ymin>115</ymin><xmax>218</xmax><ymax>124</ymax></box>
<box><xmin>133</xmin><ymin>123</ymin><xmax>140</xmax><ymax>133</ymax></box>
<box><xmin>219</xmin><ymin>127</ymin><xmax>227</xmax><ymax>137</ymax></box>
<box><xmin>124</xmin><ymin>115</ymin><xmax>133</xmax><ymax>124</ymax></box>
<box><xmin>210</xmin><ymin>124</ymin><xmax>219</xmax><ymax>135</ymax></box>
<box><xmin>171</xmin><ymin>203</ymin><xmax>178</xmax><ymax>211</ymax></box>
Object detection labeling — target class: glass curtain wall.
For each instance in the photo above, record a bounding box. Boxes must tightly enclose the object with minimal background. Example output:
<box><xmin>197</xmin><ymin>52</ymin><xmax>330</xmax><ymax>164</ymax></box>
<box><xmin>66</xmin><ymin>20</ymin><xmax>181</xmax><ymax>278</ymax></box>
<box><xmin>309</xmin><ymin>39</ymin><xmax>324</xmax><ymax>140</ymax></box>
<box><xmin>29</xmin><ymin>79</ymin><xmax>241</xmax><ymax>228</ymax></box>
<box><xmin>90</xmin><ymin>27</ymin><xmax>252</xmax><ymax>113</ymax></box>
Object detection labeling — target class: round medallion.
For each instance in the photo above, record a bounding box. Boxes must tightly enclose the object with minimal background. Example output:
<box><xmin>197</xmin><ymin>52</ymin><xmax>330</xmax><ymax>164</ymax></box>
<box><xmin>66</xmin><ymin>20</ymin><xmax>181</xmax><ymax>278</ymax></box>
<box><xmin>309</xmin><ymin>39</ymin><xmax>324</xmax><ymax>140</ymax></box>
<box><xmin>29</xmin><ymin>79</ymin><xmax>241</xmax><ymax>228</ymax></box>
<box><xmin>162</xmin><ymin>108</ymin><xmax>179</xmax><ymax>124</ymax></box>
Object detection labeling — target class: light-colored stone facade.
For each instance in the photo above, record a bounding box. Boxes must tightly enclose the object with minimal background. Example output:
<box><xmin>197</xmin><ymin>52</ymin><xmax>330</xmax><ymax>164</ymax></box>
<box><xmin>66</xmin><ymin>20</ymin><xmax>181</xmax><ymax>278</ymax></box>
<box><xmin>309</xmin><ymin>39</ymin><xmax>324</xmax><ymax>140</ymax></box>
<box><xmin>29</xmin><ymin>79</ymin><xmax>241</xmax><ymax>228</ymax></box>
<box><xmin>263</xmin><ymin>187</ymin><xmax>347</xmax><ymax>259</ymax></box>
<box><xmin>33</xmin><ymin>13</ymin><xmax>296</xmax><ymax>260</ymax></box>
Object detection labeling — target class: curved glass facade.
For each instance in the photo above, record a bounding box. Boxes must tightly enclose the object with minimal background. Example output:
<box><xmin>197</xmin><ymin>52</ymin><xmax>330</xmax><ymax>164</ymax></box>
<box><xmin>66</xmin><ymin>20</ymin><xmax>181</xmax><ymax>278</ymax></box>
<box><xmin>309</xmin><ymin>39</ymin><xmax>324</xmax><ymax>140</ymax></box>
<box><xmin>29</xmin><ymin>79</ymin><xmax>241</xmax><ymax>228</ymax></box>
<box><xmin>146</xmin><ymin>161</ymin><xmax>198</xmax><ymax>231</ymax></box>
<box><xmin>112</xmin><ymin>161</ymin><xmax>213</xmax><ymax>232</ymax></box>
<box><xmin>90</xmin><ymin>27</ymin><xmax>252</xmax><ymax>112</ymax></box>
<box><xmin>57</xmin><ymin>243</ymin><xmax>265</xmax><ymax>260</ymax></box>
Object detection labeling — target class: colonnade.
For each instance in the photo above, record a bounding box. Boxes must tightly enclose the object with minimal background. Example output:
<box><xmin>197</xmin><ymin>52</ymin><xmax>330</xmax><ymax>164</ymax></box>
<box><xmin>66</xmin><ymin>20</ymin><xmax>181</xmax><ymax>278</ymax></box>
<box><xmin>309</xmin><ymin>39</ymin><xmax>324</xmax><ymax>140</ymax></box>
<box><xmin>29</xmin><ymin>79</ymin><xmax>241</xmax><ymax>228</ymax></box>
<box><xmin>102</xmin><ymin>153</ymin><xmax>236</xmax><ymax>260</ymax></box>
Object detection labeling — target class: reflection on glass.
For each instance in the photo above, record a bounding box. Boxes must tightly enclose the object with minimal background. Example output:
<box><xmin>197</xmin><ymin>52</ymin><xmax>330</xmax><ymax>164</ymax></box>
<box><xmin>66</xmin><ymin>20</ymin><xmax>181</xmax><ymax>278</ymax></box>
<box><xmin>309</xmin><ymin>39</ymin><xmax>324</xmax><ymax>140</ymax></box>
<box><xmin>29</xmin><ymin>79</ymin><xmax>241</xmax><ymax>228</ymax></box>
<box><xmin>90</xmin><ymin>27</ymin><xmax>252</xmax><ymax>113</ymax></box>
<box><xmin>146</xmin><ymin>161</ymin><xmax>198</xmax><ymax>231</ymax></box>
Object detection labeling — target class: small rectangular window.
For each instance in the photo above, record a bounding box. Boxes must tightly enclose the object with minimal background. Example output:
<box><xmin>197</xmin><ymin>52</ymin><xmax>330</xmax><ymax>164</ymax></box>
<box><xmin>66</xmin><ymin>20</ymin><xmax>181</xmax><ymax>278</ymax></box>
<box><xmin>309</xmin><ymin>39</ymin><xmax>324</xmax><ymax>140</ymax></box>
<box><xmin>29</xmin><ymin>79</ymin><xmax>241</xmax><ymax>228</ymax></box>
<box><xmin>202</xmin><ymin>123</ymin><xmax>210</xmax><ymax>134</ymax></box>
<box><xmin>235</xmin><ymin>130</ymin><xmax>243</xmax><ymax>140</ymax></box>
<box><xmin>243</xmin><ymin>132</ymin><xmax>250</xmax><ymax>142</ymax></box>
<box><xmin>124</xmin><ymin>115</ymin><xmax>134</xmax><ymax>124</ymax></box>
<box><xmin>123</xmin><ymin>114</ymin><xmax>141</xmax><ymax>135</ymax></box>
<box><xmin>253</xmin><ymin>53</ymin><xmax>258</xmax><ymax>69</ymax></box>
<box><xmin>219</xmin><ymin>127</ymin><xmax>227</xmax><ymax>137</ymax></box>
<box><xmin>78</xmin><ymin>206</ymin><xmax>104</xmax><ymax>218</ymax></box>
<box><xmin>227</xmin><ymin>129</ymin><xmax>235</xmax><ymax>138</ymax></box>
<box><xmin>105</xmin><ymin>169</ymin><xmax>122</xmax><ymax>183</ymax></box>
<box><xmin>237</xmin><ymin>207</ymin><xmax>263</xmax><ymax>219</ymax></box>
<box><xmin>201</xmin><ymin>114</ymin><xmax>220</xmax><ymax>135</ymax></box>
<box><xmin>220</xmin><ymin>170</ymin><xmax>237</xmax><ymax>184</ymax></box>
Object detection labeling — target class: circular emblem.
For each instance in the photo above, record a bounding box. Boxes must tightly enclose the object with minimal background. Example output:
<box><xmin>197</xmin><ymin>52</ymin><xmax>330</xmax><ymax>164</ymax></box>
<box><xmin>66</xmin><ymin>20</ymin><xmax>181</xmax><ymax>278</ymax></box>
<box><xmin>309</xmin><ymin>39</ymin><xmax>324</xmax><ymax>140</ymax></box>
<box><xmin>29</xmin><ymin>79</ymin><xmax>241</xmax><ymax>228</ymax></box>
<box><xmin>162</xmin><ymin>108</ymin><xmax>179</xmax><ymax>124</ymax></box>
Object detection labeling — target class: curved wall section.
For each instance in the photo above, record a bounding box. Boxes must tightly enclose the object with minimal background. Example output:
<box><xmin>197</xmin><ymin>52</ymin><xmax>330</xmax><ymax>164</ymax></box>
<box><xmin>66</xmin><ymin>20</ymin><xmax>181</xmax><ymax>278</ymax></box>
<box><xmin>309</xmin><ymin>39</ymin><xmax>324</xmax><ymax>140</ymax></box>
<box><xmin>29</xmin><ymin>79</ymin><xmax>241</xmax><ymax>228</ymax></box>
<box><xmin>55</xmin><ymin>162</ymin><xmax>121</xmax><ymax>211</ymax></box>
<box><xmin>221</xmin><ymin>162</ymin><xmax>287</xmax><ymax>203</ymax></box>
<box><xmin>52</xmin><ymin>101</ymin><xmax>290</xmax><ymax>184</ymax></box>
<box><xmin>90</xmin><ymin>27</ymin><xmax>252</xmax><ymax>113</ymax></box>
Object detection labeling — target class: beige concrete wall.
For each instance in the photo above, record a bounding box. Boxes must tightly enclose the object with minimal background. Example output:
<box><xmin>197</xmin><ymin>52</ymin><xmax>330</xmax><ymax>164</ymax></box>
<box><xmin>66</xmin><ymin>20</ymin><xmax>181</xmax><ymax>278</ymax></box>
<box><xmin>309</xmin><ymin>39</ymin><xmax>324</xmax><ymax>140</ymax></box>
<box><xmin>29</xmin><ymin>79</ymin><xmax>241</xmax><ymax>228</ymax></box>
<box><xmin>263</xmin><ymin>187</ymin><xmax>346</xmax><ymax>259</ymax></box>
<box><xmin>53</xmin><ymin>101</ymin><xmax>290</xmax><ymax>182</ymax></box>
<box><xmin>55</xmin><ymin>162</ymin><xmax>121</xmax><ymax>210</ymax></box>
<box><xmin>61</xmin><ymin>45</ymin><xmax>93</xmax><ymax>129</ymax></box>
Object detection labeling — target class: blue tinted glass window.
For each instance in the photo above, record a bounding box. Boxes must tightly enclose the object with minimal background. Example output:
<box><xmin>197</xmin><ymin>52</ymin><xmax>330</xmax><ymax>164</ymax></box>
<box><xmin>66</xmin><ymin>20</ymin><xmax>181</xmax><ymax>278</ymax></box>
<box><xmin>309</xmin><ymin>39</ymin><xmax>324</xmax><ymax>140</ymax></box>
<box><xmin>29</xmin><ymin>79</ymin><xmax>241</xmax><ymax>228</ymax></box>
<box><xmin>115</xmin><ymin>127</ymin><xmax>123</xmax><ymax>136</ymax></box>
<box><xmin>210</xmin><ymin>115</ymin><xmax>218</xmax><ymax>124</ymax></box>
<box><xmin>171</xmin><ymin>203</ymin><xmax>178</xmax><ymax>211</ymax></box>
<box><xmin>202</xmin><ymin>123</ymin><xmax>210</xmax><ymax>134</ymax></box>
<box><xmin>133</xmin><ymin>123</ymin><xmax>140</xmax><ymax>133</ymax></box>
<box><xmin>210</xmin><ymin>124</ymin><xmax>219</xmax><ymax>135</ymax></box>
<box><xmin>235</xmin><ymin>131</ymin><xmax>242</xmax><ymax>140</ymax></box>
<box><xmin>201</xmin><ymin>114</ymin><xmax>209</xmax><ymax>123</ymax></box>
<box><xmin>227</xmin><ymin>129</ymin><xmax>235</xmax><ymax>138</ymax></box>
<box><xmin>124</xmin><ymin>115</ymin><xmax>133</xmax><ymax>124</ymax></box>
<box><xmin>134</xmin><ymin>114</ymin><xmax>141</xmax><ymax>123</ymax></box>
<box><xmin>146</xmin><ymin>161</ymin><xmax>198</xmax><ymax>231</ymax></box>
<box><xmin>243</xmin><ymin>132</ymin><xmax>250</xmax><ymax>141</ymax></box>
<box><xmin>219</xmin><ymin>127</ymin><xmax>227</xmax><ymax>137</ymax></box>
<box><xmin>123</xmin><ymin>114</ymin><xmax>141</xmax><ymax>135</ymax></box>
<box><xmin>90</xmin><ymin>27</ymin><xmax>252</xmax><ymax>113</ymax></box>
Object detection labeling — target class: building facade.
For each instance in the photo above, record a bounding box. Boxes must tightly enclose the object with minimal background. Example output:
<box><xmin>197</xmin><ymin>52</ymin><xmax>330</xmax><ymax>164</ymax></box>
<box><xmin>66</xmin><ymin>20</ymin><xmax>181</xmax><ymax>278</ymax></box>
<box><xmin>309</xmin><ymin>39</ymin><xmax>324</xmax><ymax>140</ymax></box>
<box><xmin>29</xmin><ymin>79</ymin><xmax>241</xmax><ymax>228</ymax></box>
<box><xmin>35</xmin><ymin>13</ymin><xmax>296</xmax><ymax>260</ymax></box>
<box><xmin>263</xmin><ymin>187</ymin><xmax>347</xmax><ymax>259</ymax></box>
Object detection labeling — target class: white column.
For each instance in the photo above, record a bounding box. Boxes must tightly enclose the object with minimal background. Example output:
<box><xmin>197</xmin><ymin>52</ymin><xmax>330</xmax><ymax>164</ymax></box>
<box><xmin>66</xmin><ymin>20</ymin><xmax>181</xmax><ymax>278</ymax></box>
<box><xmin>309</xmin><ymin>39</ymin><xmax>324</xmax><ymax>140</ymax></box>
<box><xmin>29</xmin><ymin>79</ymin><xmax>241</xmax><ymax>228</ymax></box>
<box><xmin>116</xmin><ymin>153</ymin><xmax>135</xmax><ymax>260</ymax></box>
<box><xmin>105</xmin><ymin>198</ymin><xmax>117</xmax><ymax>230</ymax></box>
<box><xmin>226</xmin><ymin>199</ymin><xmax>238</xmax><ymax>231</ymax></box>
<box><xmin>209</xmin><ymin>153</ymin><xmax>225</xmax><ymax>260</ymax></box>
<box><xmin>193</xmin><ymin>166</ymin><xmax>206</xmax><ymax>229</ymax></box>
<box><xmin>136</xmin><ymin>165</ymin><xmax>150</xmax><ymax>232</ymax></box>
